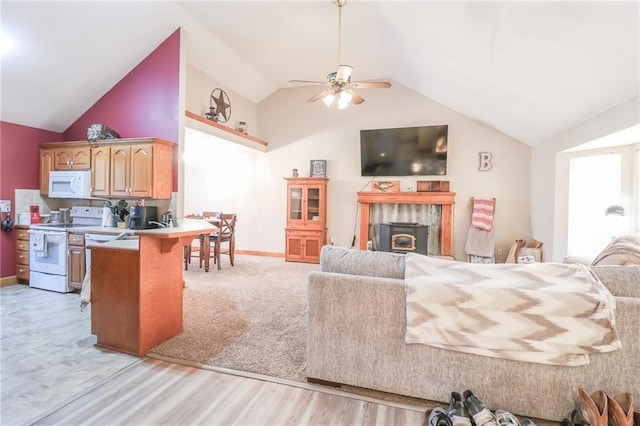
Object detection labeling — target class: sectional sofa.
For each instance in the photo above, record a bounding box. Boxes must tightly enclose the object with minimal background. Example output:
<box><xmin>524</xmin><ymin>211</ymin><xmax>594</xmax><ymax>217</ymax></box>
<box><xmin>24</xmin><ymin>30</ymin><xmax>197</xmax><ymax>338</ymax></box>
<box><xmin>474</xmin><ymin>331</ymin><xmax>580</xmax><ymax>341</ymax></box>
<box><xmin>306</xmin><ymin>245</ymin><xmax>640</xmax><ymax>421</ymax></box>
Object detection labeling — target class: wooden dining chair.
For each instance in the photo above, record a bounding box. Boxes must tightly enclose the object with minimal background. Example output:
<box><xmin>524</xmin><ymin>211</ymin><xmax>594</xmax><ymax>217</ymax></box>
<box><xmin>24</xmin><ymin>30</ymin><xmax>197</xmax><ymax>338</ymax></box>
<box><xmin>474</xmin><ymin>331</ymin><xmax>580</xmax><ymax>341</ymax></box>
<box><xmin>208</xmin><ymin>213</ymin><xmax>237</xmax><ymax>270</ymax></box>
<box><xmin>184</xmin><ymin>211</ymin><xmax>222</xmax><ymax>270</ymax></box>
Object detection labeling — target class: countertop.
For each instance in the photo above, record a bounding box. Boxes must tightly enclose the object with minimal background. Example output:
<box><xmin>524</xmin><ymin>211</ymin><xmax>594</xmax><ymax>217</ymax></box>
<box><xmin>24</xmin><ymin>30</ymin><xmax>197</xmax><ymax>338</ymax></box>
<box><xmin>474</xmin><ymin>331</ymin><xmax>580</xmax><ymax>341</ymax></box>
<box><xmin>33</xmin><ymin>219</ymin><xmax>216</xmax><ymax>236</ymax></box>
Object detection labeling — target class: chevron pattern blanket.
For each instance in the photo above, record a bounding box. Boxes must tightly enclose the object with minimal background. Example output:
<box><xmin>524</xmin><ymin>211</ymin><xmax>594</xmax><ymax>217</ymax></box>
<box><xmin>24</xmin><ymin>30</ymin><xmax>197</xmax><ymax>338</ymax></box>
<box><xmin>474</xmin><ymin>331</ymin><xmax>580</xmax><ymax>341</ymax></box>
<box><xmin>405</xmin><ymin>254</ymin><xmax>621</xmax><ymax>366</ymax></box>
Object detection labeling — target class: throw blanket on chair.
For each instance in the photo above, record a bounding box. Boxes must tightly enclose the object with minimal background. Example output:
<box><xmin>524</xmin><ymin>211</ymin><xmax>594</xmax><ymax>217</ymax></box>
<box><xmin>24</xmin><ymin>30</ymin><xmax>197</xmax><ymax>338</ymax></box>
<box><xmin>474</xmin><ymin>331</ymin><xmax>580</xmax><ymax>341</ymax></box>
<box><xmin>405</xmin><ymin>254</ymin><xmax>621</xmax><ymax>366</ymax></box>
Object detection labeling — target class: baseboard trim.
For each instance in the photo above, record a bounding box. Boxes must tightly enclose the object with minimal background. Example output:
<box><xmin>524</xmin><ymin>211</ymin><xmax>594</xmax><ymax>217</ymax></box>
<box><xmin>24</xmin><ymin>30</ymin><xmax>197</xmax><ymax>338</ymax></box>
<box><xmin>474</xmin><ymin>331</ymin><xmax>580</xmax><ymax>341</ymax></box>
<box><xmin>1</xmin><ymin>276</ymin><xmax>19</xmax><ymax>287</ymax></box>
<box><xmin>236</xmin><ymin>250</ymin><xmax>284</xmax><ymax>258</ymax></box>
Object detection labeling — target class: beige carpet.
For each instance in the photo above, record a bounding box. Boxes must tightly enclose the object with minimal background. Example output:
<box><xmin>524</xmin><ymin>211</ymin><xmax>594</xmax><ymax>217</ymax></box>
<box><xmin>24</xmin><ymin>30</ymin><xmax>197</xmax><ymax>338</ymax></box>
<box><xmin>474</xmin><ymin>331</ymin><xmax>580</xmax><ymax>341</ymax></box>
<box><xmin>149</xmin><ymin>255</ymin><xmax>555</xmax><ymax>423</ymax></box>
<box><xmin>150</xmin><ymin>254</ymin><xmax>317</xmax><ymax>382</ymax></box>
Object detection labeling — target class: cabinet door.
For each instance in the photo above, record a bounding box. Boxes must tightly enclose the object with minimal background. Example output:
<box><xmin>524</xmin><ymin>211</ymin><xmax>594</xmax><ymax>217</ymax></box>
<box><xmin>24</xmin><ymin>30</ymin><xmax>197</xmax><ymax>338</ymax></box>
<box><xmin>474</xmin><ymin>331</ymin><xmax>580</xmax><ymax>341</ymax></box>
<box><xmin>72</xmin><ymin>147</ymin><xmax>91</xmax><ymax>169</ymax></box>
<box><xmin>54</xmin><ymin>149</ymin><xmax>74</xmax><ymax>170</ymax></box>
<box><xmin>91</xmin><ymin>146</ymin><xmax>110</xmax><ymax>197</ymax></box>
<box><xmin>287</xmin><ymin>185</ymin><xmax>304</xmax><ymax>225</ymax></box>
<box><xmin>68</xmin><ymin>245</ymin><xmax>86</xmax><ymax>290</ymax></box>
<box><xmin>303</xmin><ymin>235</ymin><xmax>322</xmax><ymax>263</ymax></box>
<box><xmin>40</xmin><ymin>148</ymin><xmax>54</xmax><ymax>195</ymax></box>
<box><xmin>111</xmin><ymin>146</ymin><xmax>131</xmax><ymax>197</ymax></box>
<box><xmin>305</xmin><ymin>185</ymin><xmax>325</xmax><ymax>225</ymax></box>
<box><xmin>285</xmin><ymin>232</ymin><xmax>305</xmax><ymax>262</ymax></box>
<box><xmin>129</xmin><ymin>145</ymin><xmax>153</xmax><ymax>198</ymax></box>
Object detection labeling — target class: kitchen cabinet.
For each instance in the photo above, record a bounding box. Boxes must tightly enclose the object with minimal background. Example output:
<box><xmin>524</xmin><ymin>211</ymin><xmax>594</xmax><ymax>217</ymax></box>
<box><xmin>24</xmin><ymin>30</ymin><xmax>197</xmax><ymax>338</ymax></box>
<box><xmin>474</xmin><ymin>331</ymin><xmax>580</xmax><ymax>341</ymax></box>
<box><xmin>54</xmin><ymin>146</ymin><xmax>90</xmax><ymax>170</ymax></box>
<box><xmin>68</xmin><ymin>233</ymin><xmax>85</xmax><ymax>290</ymax></box>
<box><xmin>39</xmin><ymin>148</ymin><xmax>54</xmax><ymax>196</ymax></box>
<box><xmin>91</xmin><ymin>146</ymin><xmax>111</xmax><ymax>197</ymax></box>
<box><xmin>39</xmin><ymin>138</ymin><xmax>175</xmax><ymax>199</ymax></box>
<box><xmin>16</xmin><ymin>225</ymin><xmax>30</xmax><ymax>283</ymax></box>
<box><xmin>110</xmin><ymin>140</ymin><xmax>173</xmax><ymax>199</ymax></box>
<box><xmin>284</xmin><ymin>177</ymin><xmax>328</xmax><ymax>263</ymax></box>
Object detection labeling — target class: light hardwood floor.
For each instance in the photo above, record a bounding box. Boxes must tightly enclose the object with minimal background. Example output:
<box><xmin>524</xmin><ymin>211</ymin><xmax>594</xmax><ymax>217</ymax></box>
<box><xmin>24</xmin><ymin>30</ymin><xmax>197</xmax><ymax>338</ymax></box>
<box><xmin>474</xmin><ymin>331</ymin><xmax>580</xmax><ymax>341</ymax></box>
<box><xmin>1</xmin><ymin>284</ymin><xmax>426</xmax><ymax>425</ymax></box>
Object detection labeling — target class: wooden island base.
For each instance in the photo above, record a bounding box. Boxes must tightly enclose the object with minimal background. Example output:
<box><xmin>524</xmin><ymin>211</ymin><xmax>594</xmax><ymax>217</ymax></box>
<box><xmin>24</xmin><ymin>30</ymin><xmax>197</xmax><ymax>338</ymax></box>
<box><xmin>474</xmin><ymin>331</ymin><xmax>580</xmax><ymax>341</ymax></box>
<box><xmin>90</xmin><ymin>220</ymin><xmax>215</xmax><ymax>357</ymax></box>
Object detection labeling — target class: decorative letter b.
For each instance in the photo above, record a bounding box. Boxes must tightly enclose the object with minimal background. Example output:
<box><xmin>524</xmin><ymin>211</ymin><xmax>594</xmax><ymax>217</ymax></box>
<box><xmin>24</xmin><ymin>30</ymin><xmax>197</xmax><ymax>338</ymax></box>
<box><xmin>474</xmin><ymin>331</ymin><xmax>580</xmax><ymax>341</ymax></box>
<box><xmin>479</xmin><ymin>152</ymin><xmax>492</xmax><ymax>171</ymax></box>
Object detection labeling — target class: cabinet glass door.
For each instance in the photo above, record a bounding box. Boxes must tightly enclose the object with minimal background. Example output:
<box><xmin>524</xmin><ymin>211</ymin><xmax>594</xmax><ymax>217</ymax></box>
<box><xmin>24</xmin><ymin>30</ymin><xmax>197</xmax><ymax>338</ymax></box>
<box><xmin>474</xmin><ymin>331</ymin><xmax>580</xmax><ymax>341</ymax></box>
<box><xmin>289</xmin><ymin>187</ymin><xmax>303</xmax><ymax>220</ymax></box>
<box><xmin>306</xmin><ymin>187</ymin><xmax>321</xmax><ymax>221</ymax></box>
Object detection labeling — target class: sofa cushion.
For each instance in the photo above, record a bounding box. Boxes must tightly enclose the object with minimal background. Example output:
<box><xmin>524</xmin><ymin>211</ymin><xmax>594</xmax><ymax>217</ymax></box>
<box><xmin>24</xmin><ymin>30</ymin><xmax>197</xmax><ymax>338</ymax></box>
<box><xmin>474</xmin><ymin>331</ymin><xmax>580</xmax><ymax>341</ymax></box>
<box><xmin>591</xmin><ymin>265</ymin><xmax>640</xmax><ymax>298</ymax></box>
<box><xmin>320</xmin><ymin>246</ymin><xmax>405</xmax><ymax>279</ymax></box>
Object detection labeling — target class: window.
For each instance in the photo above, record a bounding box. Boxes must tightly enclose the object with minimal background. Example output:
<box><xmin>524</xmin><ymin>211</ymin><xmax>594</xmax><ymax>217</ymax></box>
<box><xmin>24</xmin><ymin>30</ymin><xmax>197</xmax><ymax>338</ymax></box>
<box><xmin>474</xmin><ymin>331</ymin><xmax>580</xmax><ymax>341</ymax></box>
<box><xmin>567</xmin><ymin>153</ymin><xmax>622</xmax><ymax>258</ymax></box>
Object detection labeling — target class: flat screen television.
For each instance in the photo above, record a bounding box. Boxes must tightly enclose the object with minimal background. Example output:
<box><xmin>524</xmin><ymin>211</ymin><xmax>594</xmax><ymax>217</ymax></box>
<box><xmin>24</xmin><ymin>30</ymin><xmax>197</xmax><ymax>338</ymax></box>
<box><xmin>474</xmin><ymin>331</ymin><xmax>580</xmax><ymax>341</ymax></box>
<box><xmin>360</xmin><ymin>125</ymin><xmax>448</xmax><ymax>176</ymax></box>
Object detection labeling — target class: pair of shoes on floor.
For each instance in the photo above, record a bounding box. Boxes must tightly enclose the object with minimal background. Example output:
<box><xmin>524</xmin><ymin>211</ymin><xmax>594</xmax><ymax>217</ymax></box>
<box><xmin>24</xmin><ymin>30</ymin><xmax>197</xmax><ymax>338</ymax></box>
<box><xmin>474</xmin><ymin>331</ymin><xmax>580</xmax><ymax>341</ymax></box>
<box><xmin>462</xmin><ymin>390</ymin><xmax>499</xmax><ymax>426</ymax></box>
<box><xmin>570</xmin><ymin>388</ymin><xmax>635</xmax><ymax>426</ymax></box>
<box><xmin>426</xmin><ymin>407</ymin><xmax>453</xmax><ymax>426</ymax></box>
<box><xmin>452</xmin><ymin>390</ymin><xmax>537</xmax><ymax>426</ymax></box>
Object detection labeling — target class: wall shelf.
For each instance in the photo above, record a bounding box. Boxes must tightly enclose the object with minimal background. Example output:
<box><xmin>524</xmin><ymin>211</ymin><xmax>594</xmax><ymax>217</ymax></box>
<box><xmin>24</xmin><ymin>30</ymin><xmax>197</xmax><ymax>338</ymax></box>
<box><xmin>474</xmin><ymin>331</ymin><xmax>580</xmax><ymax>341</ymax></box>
<box><xmin>357</xmin><ymin>191</ymin><xmax>456</xmax><ymax>255</ymax></box>
<box><xmin>185</xmin><ymin>110</ymin><xmax>269</xmax><ymax>152</ymax></box>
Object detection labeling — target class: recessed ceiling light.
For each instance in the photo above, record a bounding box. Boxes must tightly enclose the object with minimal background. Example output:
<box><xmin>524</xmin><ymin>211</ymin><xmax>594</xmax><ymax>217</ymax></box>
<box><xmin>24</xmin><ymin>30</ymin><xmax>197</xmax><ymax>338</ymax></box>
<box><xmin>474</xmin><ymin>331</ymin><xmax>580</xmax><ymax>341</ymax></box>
<box><xmin>0</xmin><ymin>33</ymin><xmax>14</xmax><ymax>55</ymax></box>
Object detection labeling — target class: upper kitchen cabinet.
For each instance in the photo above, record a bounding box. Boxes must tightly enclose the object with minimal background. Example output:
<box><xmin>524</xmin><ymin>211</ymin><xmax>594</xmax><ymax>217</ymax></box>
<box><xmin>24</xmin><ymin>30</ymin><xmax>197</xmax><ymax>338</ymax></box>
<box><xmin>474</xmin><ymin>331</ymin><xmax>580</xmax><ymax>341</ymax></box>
<box><xmin>54</xmin><ymin>146</ymin><xmax>91</xmax><ymax>170</ymax></box>
<box><xmin>110</xmin><ymin>139</ymin><xmax>174</xmax><ymax>199</ymax></box>
<box><xmin>39</xmin><ymin>147</ymin><xmax>54</xmax><ymax>195</ymax></box>
<box><xmin>39</xmin><ymin>138</ymin><xmax>175</xmax><ymax>199</ymax></box>
<box><xmin>91</xmin><ymin>146</ymin><xmax>110</xmax><ymax>197</ymax></box>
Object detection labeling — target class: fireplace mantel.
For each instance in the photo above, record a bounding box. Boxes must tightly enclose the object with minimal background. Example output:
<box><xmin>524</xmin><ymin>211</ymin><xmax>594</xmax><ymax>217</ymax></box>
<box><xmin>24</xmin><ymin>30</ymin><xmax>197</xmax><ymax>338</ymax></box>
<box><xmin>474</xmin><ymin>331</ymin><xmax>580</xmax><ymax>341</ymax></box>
<box><xmin>357</xmin><ymin>191</ymin><xmax>456</xmax><ymax>255</ymax></box>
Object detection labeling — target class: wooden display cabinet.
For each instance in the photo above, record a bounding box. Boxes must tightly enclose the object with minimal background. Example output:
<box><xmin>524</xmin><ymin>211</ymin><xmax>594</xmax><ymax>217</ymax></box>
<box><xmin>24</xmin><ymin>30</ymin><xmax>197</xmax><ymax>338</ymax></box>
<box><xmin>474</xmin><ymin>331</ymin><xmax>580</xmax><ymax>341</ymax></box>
<box><xmin>285</xmin><ymin>177</ymin><xmax>328</xmax><ymax>263</ymax></box>
<box><xmin>16</xmin><ymin>225</ymin><xmax>30</xmax><ymax>283</ymax></box>
<box><xmin>68</xmin><ymin>232</ymin><xmax>86</xmax><ymax>290</ymax></box>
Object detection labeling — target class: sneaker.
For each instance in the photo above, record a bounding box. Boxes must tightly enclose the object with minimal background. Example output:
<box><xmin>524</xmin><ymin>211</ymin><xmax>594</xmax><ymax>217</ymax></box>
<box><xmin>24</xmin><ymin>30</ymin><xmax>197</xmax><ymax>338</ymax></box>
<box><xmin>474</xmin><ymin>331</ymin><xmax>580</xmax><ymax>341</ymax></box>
<box><xmin>449</xmin><ymin>392</ymin><xmax>472</xmax><ymax>426</ymax></box>
<box><xmin>495</xmin><ymin>410</ymin><xmax>521</xmax><ymax>426</ymax></box>
<box><xmin>425</xmin><ymin>407</ymin><xmax>454</xmax><ymax>426</ymax></box>
<box><xmin>463</xmin><ymin>390</ymin><xmax>498</xmax><ymax>426</ymax></box>
<box><xmin>521</xmin><ymin>419</ymin><xmax>537</xmax><ymax>426</ymax></box>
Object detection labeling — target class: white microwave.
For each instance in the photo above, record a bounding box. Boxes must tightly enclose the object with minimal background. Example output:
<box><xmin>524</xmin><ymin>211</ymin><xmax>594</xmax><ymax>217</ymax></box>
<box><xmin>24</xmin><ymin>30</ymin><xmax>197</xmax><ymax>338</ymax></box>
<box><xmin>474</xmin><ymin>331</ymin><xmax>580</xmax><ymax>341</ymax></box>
<box><xmin>48</xmin><ymin>170</ymin><xmax>92</xmax><ymax>199</ymax></box>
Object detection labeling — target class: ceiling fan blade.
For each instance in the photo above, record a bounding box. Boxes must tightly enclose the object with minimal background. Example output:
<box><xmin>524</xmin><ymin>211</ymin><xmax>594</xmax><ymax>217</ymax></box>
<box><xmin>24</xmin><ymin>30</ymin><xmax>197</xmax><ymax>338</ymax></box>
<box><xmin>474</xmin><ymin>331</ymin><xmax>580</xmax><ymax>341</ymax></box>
<box><xmin>336</xmin><ymin>65</ymin><xmax>354</xmax><ymax>81</ymax></box>
<box><xmin>350</xmin><ymin>90</ymin><xmax>365</xmax><ymax>105</ymax></box>
<box><xmin>307</xmin><ymin>89</ymin><xmax>331</xmax><ymax>103</ymax></box>
<box><xmin>351</xmin><ymin>81</ymin><xmax>392</xmax><ymax>89</ymax></box>
<box><xmin>289</xmin><ymin>79</ymin><xmax>327</xmax><ymax>86</ymax></box>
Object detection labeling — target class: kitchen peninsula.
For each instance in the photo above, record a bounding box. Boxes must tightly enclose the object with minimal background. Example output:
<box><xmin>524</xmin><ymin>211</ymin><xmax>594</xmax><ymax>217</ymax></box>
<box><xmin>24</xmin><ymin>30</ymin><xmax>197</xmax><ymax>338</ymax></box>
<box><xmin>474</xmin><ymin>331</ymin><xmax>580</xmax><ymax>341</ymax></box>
<box><xmin>90</xmin><ymin>219</ymin><xmax>216</xmax><ymax>357</ymax></box>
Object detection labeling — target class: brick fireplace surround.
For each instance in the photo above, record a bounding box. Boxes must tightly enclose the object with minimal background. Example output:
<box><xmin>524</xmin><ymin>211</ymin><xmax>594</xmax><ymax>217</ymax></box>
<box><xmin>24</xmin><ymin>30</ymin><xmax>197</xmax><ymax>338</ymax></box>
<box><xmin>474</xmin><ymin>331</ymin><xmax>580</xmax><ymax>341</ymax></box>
<box><xmin>357</xmin><ymin>191</ymin><xmax>456</xmax><ymax>255</ymax></box>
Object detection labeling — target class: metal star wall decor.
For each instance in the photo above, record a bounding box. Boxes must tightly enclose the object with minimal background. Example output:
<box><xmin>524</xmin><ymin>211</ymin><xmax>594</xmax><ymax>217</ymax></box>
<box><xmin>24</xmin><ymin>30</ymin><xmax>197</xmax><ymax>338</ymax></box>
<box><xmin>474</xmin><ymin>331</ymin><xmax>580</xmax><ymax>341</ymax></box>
<box><xmin>209</xmin><ymin>88</ymin><xmax>231</xmax><ymax>123</ymax></box>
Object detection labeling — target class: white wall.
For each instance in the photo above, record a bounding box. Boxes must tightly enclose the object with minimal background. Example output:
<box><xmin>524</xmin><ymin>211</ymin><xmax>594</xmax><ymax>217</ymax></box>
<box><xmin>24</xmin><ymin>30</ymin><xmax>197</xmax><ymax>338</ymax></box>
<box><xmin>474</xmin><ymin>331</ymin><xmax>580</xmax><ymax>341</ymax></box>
<box><xmin>254</xmin><ymin>82</ymin><xmax>531</xmax><ymax>260</ymax></box>
<box><xmin>185</xmin><ymin>65</ymin><xmax>259</xmax><ymax>136</ymax></box>
<box><xmin>183</xmin><ymin>69</ymin><xmax>532</xmax><ymax>259</ymax></box>
<box><xmin>531</xmin><ymin>96</ymin><xmax>640</xmax><ymax>261</ymax></box>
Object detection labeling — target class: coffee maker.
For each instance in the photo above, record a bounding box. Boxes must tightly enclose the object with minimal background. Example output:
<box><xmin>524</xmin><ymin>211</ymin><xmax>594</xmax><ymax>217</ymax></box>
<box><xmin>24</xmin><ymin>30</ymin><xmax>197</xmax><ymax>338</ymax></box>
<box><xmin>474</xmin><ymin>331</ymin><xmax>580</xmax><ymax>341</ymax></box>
<box><xmin>128</xmin><ymin>206</ymin><xmax>158</xmax><ymax>229</ymax></box>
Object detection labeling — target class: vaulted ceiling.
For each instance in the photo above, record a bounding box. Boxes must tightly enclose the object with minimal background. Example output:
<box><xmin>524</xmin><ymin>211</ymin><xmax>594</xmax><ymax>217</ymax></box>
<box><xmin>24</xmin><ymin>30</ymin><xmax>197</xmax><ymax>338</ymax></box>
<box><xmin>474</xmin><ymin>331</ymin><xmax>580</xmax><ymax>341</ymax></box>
<box><xmin>2</xmin><ymin>1</ymin><xmax>638</xmax><ymax>146</ymax></box>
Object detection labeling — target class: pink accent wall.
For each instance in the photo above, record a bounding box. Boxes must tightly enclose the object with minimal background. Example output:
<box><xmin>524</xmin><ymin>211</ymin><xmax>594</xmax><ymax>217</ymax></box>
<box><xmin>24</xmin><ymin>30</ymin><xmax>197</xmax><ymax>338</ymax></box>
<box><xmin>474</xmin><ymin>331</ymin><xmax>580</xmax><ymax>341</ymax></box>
<box><xmin>63</xmin><ymin>29</ymin><xmax>181</xmax><ymax>190</ymax></box>
<box><xmin>0</xmin><ymin>122</ymin><xmax>63</xmax><ymax>279</ymax></box>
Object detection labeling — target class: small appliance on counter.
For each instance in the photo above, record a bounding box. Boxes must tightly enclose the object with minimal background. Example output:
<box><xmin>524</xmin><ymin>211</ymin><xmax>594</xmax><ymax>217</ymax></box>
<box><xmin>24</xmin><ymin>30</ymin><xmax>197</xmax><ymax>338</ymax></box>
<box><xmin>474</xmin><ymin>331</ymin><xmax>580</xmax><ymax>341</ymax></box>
<box><xmin>128</xmin><ymin>206</ymin><xmax>158</xmax><ymax>229</ymax></box>
<box><xmin>101</xmin><ymin>206</ymin><xmax>117</xmax><ymax>227</ymax></box>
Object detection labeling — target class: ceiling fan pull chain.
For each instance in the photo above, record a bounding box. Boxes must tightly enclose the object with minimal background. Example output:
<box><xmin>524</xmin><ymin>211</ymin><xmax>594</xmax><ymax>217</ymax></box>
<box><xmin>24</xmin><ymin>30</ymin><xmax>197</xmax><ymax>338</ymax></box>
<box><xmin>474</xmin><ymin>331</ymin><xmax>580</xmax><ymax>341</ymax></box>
<box><xmin>337</xmin><ymin>0</ymin><xmax>343</xmax><ymax>66</ymax></box>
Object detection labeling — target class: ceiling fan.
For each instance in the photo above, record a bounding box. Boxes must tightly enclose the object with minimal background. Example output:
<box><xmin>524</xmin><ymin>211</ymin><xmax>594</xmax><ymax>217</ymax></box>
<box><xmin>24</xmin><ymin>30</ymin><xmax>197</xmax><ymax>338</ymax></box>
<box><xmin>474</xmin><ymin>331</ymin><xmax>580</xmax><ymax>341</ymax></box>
<box><xmin>289</xmin><ymin>0</ymin><xmax>391</xmax><ymax>109</ymax></box>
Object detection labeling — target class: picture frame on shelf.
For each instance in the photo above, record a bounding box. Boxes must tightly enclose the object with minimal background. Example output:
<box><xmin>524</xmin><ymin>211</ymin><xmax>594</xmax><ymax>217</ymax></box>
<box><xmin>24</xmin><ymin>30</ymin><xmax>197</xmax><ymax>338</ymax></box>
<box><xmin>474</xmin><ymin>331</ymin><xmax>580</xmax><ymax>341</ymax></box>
<box><xmin>310</xmin><ymin>160</ymin><xmax>327</xmax><ymax>177</ymax></box>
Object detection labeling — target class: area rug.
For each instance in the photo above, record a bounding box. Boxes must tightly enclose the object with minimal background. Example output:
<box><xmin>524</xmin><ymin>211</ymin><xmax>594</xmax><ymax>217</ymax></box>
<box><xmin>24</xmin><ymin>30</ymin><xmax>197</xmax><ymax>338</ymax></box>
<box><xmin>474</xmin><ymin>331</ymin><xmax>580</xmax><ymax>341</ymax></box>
<box><xmin>149</xmin><ymin>254</ymin><xmax>317</xmax><ymax>382</ymax></box>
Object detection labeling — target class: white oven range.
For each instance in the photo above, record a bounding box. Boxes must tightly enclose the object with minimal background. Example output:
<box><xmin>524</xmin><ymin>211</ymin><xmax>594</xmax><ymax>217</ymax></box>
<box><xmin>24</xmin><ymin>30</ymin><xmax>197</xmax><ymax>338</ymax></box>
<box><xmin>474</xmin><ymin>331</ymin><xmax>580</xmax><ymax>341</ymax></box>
<box><xmin>29</xmin><ymin>206</ymin><xmax>104</xmax><ymax>293</ymax></box>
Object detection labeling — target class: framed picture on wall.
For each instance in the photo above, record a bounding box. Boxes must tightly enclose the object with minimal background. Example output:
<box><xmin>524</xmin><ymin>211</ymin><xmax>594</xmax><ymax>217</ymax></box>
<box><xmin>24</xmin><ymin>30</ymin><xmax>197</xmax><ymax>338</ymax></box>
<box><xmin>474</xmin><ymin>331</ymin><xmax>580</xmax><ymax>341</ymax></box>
<box><xmin>310</xmin><ymin>160</ymin><xmax>327</xmax><ymax>177</ymax></box>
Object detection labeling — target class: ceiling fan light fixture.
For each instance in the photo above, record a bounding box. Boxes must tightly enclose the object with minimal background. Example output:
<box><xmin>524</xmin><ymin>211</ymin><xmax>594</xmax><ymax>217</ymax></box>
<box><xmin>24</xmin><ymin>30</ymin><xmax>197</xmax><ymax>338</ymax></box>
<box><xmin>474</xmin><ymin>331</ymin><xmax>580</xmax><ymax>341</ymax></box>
<box><xmin>337</xmin><ymin>91</ymin><xmax>351</xmax><ymax>109</ymax></box>
<box><xmin>339</xmin><ymin>90</ymin><xmax>352</xmax><ymax>104</ymax></box>
<box><xmin>322</xmin><ymin>93</ymin><xmax>335</xmax><ymax>107</ymax></box>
